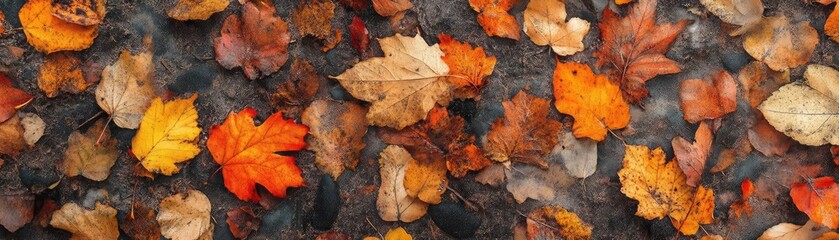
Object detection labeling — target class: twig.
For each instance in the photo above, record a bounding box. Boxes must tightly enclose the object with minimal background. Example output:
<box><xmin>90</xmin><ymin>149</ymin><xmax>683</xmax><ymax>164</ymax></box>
<box><xmin>366</xmin><ymin>217</ymin><xmax>383</xmax><ymax>239</ymax></box>
<box><xmin>76</xmin><ymin>111</ymin><xmax>104</xmax><ymax>130</ymax></box>
<box><xmin>95</xmin><ymin>117</ymin><xmax>112</xmax><ymax>146</ymax></box>
<box><xmin>446</xmin><ymin>186</ymin><xmax>480</xmax><ymax>211</ymax></box>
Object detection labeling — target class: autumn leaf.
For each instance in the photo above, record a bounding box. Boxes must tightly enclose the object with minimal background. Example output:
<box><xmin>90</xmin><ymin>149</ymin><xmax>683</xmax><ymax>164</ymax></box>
<box><xmin>468</xmin><ymin>0</ymin><xmax>521</xmax><ymax>40</ymax></box>
<box><xmin>759</xmin><ymin>65</ymin><xmax>839</xmax><ymax>146</ymax></box>
<box><xmin>119</xmin><ymin>202</ymin><xmax>160</xmax><ymax>240</ymax></box>
<box><xmin>385</xmin><ymin>227</ymin><xmax>413</xmax><ymax>240</ymax></box>
<box><xmin>19</xmin><ymin>0</ymin><xmax>99</xmax><ymax>53</ymax></box>
<box><xmin>616</xmin><ymin>0</ymin><xmax>632</xmax><ymax>4</ymax></box>
<box><xmin>95</xmin><ymin>49</ymin><xmax>156</xmax><ymax>129</ymax></box>
<box><xmin>18</xmin><ymin>113</ymin><xmax>43</xmax><ymax>147</ymax></box>
<box><xmin>0</xmin><ymin>115</ymin><xmax>26</xmax><ymax>156</ymax></box>
<box><xmin>50</xmin><ymin>202</ymin><xmax>119</xmax><ymax>240</ymax></box>
<box><xmin>749</xmin><ymin>111</ymin><xmax>792</xmax><ymax>157</ymax></box>
<box><xmin>63</xmin><ymin>119</ymin><xmax>118</xmax><ymax>181</ymax></box>
<box><xmin>0</xmin><ymin>193</ymin><xmax>33</xmax><ymax>232</ymax></box>
<box><xmin>372</xmin><ymin>0</ymin><xmax>413</xmax><ymax>17</ymax></box>
<box><xmin>51</xmin><ymin>0</ymin><xmax>105</xmax><ymax>26</ymax></box>
<box><xmin>557</xmin><ymin>131</ymin><xmax>597</xmax><ymax>178</ymax></box>
<box><xmin>349</xmin><ymin>16</ymin><xmax>370</xmax><ymax>54</ymax></box>
<box><xmin>226</xmin><ymin>206</ymin><xmax>260</xmax><ymax>239</ymax></box>
<box><xmin>292</xmin><ymin>0</ymin><xmax>336</xmax><ymax>40</ymax></box>
<box><xmin>700</xmin><ymin>0</ymin><xmax>763</xmax><ymax>36</ymax></box>
<box><xmin>38</xmin><ymin>52</ymin><xmax>93</xmax><ymax>98</ymax></box>
<box><xmin>523</xmin><ymin>0</ymin><xmax>590</xmax><ymax>56</ymax></box>
<box><xmin>827</xmin><ymin>4</ymin><xmax>839</xmax><ymax>43</ymax></box>
<box><xmin>729</xmin><ymin>179</ymin><xmax>754</xmax><ymax>218</ymax></box>
<box><xmin>270</xmin><ymin>59</ymin><xmax>321</xmax><ymax>119</ymax></box>
<box><xmin>618</xmin><ymin>145</ymin><xmax>715</xmax><ymax>235</ymax></box>
<box><xmin>214</xmin><ymin>1</ymin><xmax>291</xmax><ymax>80</ymax></box>
<box><xmin>380</xmin><ymin>106</ymin><xmax>491</xmax><ymax>178</ymax></box>
<box><xmin>403</xmin><ymin>152</ymin><xmax>448</xmax><ymax>204</ymax></box>
<box><xmin>377</xmin><ymin>145</ymin><xmax>428</xmax><ymax>222</ymax></box>
<box><xmin>302</xmin><ymin>100</ymin><xmax>368</xmax><ymax>180</ymax></box>
<box><xmin>486</xmin><ymin>91</ymin><xmax>562</xmax><ymax>168</ymax></box>
<box><xmin>131</xmin><ymin>95</ymin><xmax>201</xmax><ymax>176</ymax></box>
<box><xmin>594</xmin><ymin>0</ymin><xmax>690</xmax><ymax>103</ymax></box>
<box><xmin>438</xmin><ymin>33</ymin><xmax>496</xmax><ymax>99</ymax></box>
<box><xmin>759</xmin><ymin>220</ymin><xmax>831</xmax><ymax>240</ymax></box>
<box><xmin>739</xmin><ymin>61</ymin><xmax>790</xmax><ymax>109</ymax></box>
<box><xmin>168</xmin><ymin>0</ymin><xmax>229</xmax><ymax>21</ymax></box>
<box><xmin>790</xmin><ymin>177</ymin><xmax>839</xmax><ymax>229</ymax></box>
<box><xmin>672</xmin><ymin>121</ymin><xmax>713</xmax><ymax>187</ymax></box>
<box><xmin>0</xmin><ymin>11</ymin><xmax>5</xmax><ymax>33</ymax></box>
<box><xmin>207</xmin><ymin>108</ymin><xmax>308</xmax><ymax>202</ymax></box>
<box><xmin>339</xmin><ymin>0</ymin><xmax>367</xmax><ymax>10</ymax></box>
<box><xmin>158</xmin><ymin>190</ymin><xmax>213</xmax><ymax>240</ymax></box>
<box><xmin>525</xmin><ymin>206</ymin><xmax>593</xmax><ymax>240</ymax></box>
<box><xmin>506</xmin><ymin>160</ymin><xmax>573</xmax><ymax>203</ymax></box>
<box><xmin>743</xmin><ymin>15</ymin><xmax>818</xmax><ymax>71</ymax></box>
<box><xmin>553</xmin><ymin>61</ymin><xmax>629</xmax><ymax>141</ymax></box>
<box><xmin>679</xmin><ymin>71</ymin><xmax>737</xmax><ymax>123</ymax></box>
<box><xmin>0</xmin><ymin>73</ymin><xmax>34</xmax><ymax>123</ymax></box>
<box><xmin>332</xmin><ymin>33</ymin><xmax>453</xmax><ymax>129</ymax></box>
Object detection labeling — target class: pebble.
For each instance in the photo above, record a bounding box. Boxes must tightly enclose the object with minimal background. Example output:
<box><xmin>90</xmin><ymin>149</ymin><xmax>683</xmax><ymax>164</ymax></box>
<box><xmin>428</xmin><ymin>202</ymin><xmax>481</xmax><ymax>239</ymax></box>
<box><xmin>721</xmin><ymin>51</ymin><xmax>751</xmax><ymax>73</ymax></box>
<box><xmin>311</xmin><ymin>174</ymin><xmax>340</xmax><ymax>230</ymax></box>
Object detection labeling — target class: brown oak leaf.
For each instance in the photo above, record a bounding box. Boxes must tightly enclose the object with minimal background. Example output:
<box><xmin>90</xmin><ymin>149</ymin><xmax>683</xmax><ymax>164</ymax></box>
<box><xmin>485</xmin><ymin>91</ymin><xmax>563</xmax><ymax>168</ymax></box>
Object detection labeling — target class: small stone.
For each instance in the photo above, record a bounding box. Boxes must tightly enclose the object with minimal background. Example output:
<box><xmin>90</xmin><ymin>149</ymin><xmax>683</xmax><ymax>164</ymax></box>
<box><xmin>428</xmin><ymin>202</ymin><xmax>481</xmax><ymax>238</ymax></box>
<box><xmin>721</xmin><ymin>51</ymin><xmax>750</xmax><ymax>73</ymax></box>
<box><xmin>311</xmin><ymin>174</ymin><xmax>340</xmax><ymax>230</ymax></box>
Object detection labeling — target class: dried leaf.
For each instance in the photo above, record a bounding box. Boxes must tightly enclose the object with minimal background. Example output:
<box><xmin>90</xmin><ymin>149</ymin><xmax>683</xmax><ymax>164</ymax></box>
<box><xmin>486</xmin><ymin>91</ymin><xmax>563</xmax><ymax>168</ymax></box>
<box><xmin>317</xmin><ymin>232</ymin><xmax>352</xmax><ymax>240</ymax></box>
<box><xmin>553</xmin><ymin>61</ymin><xmax>629</xmax><ymax>141</ymax></box>
<box><xmin>699</xmin><ymin>0</ymin><xmax>763</xmax><ymax>35</ymax></box>
<box><xmin>51</xmin><ymin>0</ymin><xmax>106</xmax><ymax>26</ymax></box>
<box><xmin>729</xmin><ymin>179</ymin><xmax>754</xmax><ymax>218</ymax></box>
<box><xmin>372</xmin><ymin>0</ymin><xmax>413</xmax><ymax>17</ymax></box>
<box><xmin>302</xmin><ymin>100</ymin><xmax>368</xmax><ymax>180</ymax></box>
<box><xmin>526</xmin><ymin>206</ymin><xmax>592</xmax><ymax>240</ymax></box>
<box><xmin>743</xmin><ymin>15</ymin><xmax>818</xmax><ymax>71</ymax></box>
<box><xmin>19</xmin><ymin>112</ymin><xmax>44</xmax><ymax>146</ymax></box>
<box><xmin>158</xmin><ymin>190</ymin><xmax>213</xmax><ymax>240</ymax></box>
<box><xmin>672</xmin><ymin>121</ymin><xmax>713</xmax><ymax>187</ymax></box>
<box><xmin>63</xmin><ymin>119</ymin><xmax>118</xmax><ymax>181</ymax></box>
<box><xmin>468</xmin><ymin>0</ymin><xmax>521</xmax><ymax>40</ymax></box>
<box><xmin>0</xmin><ymin>193</ymin><xmax>33</xmax><ymax>232</ymax></box>
<box><xmin>505</xmin><ymin>161</ymin><xmax>573</xmax><ymax>203</ymax></box>
<box><xmin>738</xmin><ymin>61</ymin><xmax>789</xmax><ymax>109</ymax></box>
<box><xmin>131</xmin><ymin>95</ymin><xmax>201</xmax><ymax>176</ymax></box>
<box><xmin>679</xmin><ymin>71</ymin><xmax>737</xmax><ymax>123</ymax></box>
<box><xmin>214</xmin><ymin>1</ymin><xmax>291</xmax><ymax>80</ymax></box>
<box><xmin>827</xmin><ymin>4</ymin><xmax>839</xmax><ymax>43</ymax></box>
<box><xmin>292</xmin><ymin>0</ymin><xmax>336</xmax><ymax>40</ymax></box>
<box><xmin>270</xmin><ymin>59</ymin><xmax>321</xmax><ymax>119</ymax></box>
<box><xmin>759</xmin><ymin>221</ymin><xmax>830</xmax><ymax>240</ymax></box>
<box><xmin>790</xmin><ymin>177</ymin><xmax>839</xmax><ymax>229</ymax></box>
<box><xmin>95</xmin><ymin>50</ymin><xmax>156</xmax><ymax>129</ymax></box>
<box><xmin>475</xmin><ymin>163</ymin><xmax>506</xmax><ymax>186</ymax></box>
<box><xmin>168</xmin><ymin>0</ymin><xmax>229</xmax><ymax>21</ymax></box>
<box><xmin>349</xmin><ymin>16</ymin><xmax>370</xmax><ymax>54</ymax></box>
<box><xmin>377</xmin><ymin>145</ymin><xmax>428</xmax><ymax>222</ymax></box>
<box><xmin>0</xmin><ymin>73</ymin><xmax>34</xmax><ymax>123</ymax></box>
<box><xmin>438</xmin><ymin>33</ymin><xmax>496</xmax><ymax>99</ymax></box>
<box><xmin>38</xmin><ymin>53</ymin><xmax>92</xmax><ymax>98</ymax></box>
<box><xmin>748</xmin><ymin>111</ymin><xmax>792</xmax><ymax>156</ymax></box>
<box><xmin>523</xmin><ymin>0</ymin><xmax>591</xmax><ymax>56</ymax></box>
<box><xmin>19</xmin><ymin>0</ymin><xmax>99</xmax><ymax>53</ymax></box>
<box><xmin>556</xmin><ymin>131</ymin><xmax>597</xmax><ymax>178</ymax></box>
<box><xmin>50</xmin><ymin>202</ymin><xmax>119</xmax><ymax>240</ymax></box>
<box><xmin>226</xmin><ymin>206</ymin><xmax>260</xmax><ymax>239</ymax></box>
<box><xmin>403</xmin><ymin>152</ymin><xmax>448</xmax><ymax>204</ymax></box>
<box><xmin>339</xmin><ymin>0</ymin><xmax>367</xmax><ymax>10</ymax></box>
<box><xmin>0</xmin><ymin>115</ymin><xmax>27</xmax><ymax>156</ymax></box>
<box><xmin>119</xmin><ymin>202</ymin><xmax>160</xmax><ymax>240</ymax></box>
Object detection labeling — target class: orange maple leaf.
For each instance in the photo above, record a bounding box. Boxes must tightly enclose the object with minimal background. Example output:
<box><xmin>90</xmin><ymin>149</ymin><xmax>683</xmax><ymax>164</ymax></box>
<box><xmin>207</xmin><ymin>108</ymin><xmax>308</xmax><ymax>202</ymax></box>
<box><xmin>485</xmin><ymin>91</ymin><xmax>563</xmax><ymax>168</ymax></box>
<box><xmin>790</xmin><ymin>176</ymin><xmax>839</xmax><ymax>229</ymax></box>
<box><xmin>594</xmin><ymin>0</ymin><xmax>691</xmax><ymax>103</ymax></box>
<box><xmin>468</xmin><ymin>0</ymin><xmax>521</xmax><ymax>40</ymax></box>
<box><xmin>438</xmin><ymin>33</ymin><xmax>497</xmax><ymax>99</ymax></box>
<box><xmin>552</xmin><ymin>61</ymin><xmax>629</xmax><ymax>141</ymax></box>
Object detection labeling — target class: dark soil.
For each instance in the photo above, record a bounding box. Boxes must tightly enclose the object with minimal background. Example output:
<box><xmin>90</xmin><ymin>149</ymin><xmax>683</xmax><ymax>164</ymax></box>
<box><xmin>1</xmin><ymin>0</ymin><xmax>837</xmax><ymax>239</ymax></box>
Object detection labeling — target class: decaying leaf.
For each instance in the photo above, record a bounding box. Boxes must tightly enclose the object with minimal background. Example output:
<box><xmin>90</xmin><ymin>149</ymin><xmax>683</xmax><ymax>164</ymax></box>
<box><xmin>372</xmin><ymin>0</ymin><xmax>413</xmax><ymax>17</ymax></box>
<box><xmin>759</xmin><ymin>221</ymin><xmax>830</xmax><ymax>240</ymax></box>
<box><xmin>95</xmin><ymin>50</ymin><xmax>156</xmax><ymax>129</ymax></box>
<box><xmin>270</xmin><ymin>59</ymin><xmax>321</xmax><ymax>119</ymax></box>
<box><xmin>486</xmin><ymin>91</ymin><xmax>563</xmax><ymax>168</ymax></box>
<box><xmin>227</xmin><ymin>206</ymin><xmax>260</xmax><ymax>239</ymax></box>
<box><xmin>525</xmin><ymin>206</ymin><xmax>593</xmax><ymax>240</ymax></box>
<box><xmin>131</xmin><ymin>95</ymin><xmax>201</xmax><ymax>176</ymax></box>
<box><xmin>618</xmin><ymin>145</ymin><xmax>715</xmax><ymax>235</ymax></box>
<box><xmin>50</xmin><ymin>202</ymin><xmax>119</xmax><ymax>240</ymax></box>
<box><xmin>51</xmin><ymin>0</ymin><xmax>106</xmax><ymax>26</ymax></box>
<box><xmin>790</xmin><ymin>177</ymin><xmax>839</xmax><ymax>229</ymax></box>
<box><xmin>556</xmin><ymin>131</ymin><xmax>597</xmax><ymax>179</ymax></box>
<box><xmin>0</xmin><ymin>193</ymin><xmax>34</xmax><ymax>232</ymax></box>
<box><xmin>168</xmin><ymin>0</ymin><xmax>229</xmax><ymax>21</ymax></box>
<box><xmin>158</xmin><ymin>190</ymin><xmax>213</xmax><ymax>240</ymax></box>
<box><xmin>207</xmin><ymin>108</ymin><xmax>308</xmax><ymax>202</ymax></box>
<box><xmin>738</xmin><ymin>61</ymin><xmax>790</xmax><ymax>109</ymax></box>
<box><xmin>38</xmin><ymin>53</ymin><xmax>92</xmax><ymax>98</ymax></box>
<box><xmin>0</xmin><ymin>115</ymin><xmax>27</xmax><ymax>156</ymax></box>
<box><xmin>332</xmin><ymin>33</ymin><xmax>452</xmax><ymax>129</ymax></box>
<box><xmin>672</xmin><ymin>121</ymin><xmax>713</xmax><ymax>187</ymax></box>
<box><xmin>754</xmin><ymin>158</ymin><xmax>821</xmax><ymax>202</ymax></box>
<box><xmin>468</xmin><ymin>0</ymin><xmax>521</xmax><ymax>40</ymax></box>
<box><xmin>475</xmin><ymin>163</ymin><xmax>506</xmax><ymax>187</ymax></box>
<box><xmin>302</xmin><ymin>100</ymin><xmax>368</xmax><ymax>180</ymax></box>
<box><xmin>523</xmin><ymin>0</ymin><xmax>590</xmax><ymax>56</ymax></box>
<box><xmin>119</xmin><ymin>202</ymin><xmax>160</xmax><ymax>240</ymax></box>
<box><xmin>19</xmin><ymin>112</ymin><xmax>45</xmax><ymax>146</ymax></box>
<box><xmin>339</xmin><ymin>0</ymin><xmax>367</xmax><ymax>10</ymax></box>
<box><xmin>215</xmin><ymin>1</ymin><xmax>291</xmax><ymax>80</ymax></box>
<box><xmin>699</xmin><ymin>0</ymin><xmax>763</xmax><ymax>35</ymax></box>
<box><xmin>292</xmin><ymin>0</ymin><xmax>336</xmax><ymax>40</ymax></box>
<box><xmin>0</xmin><ymin>73</ymin><xmax>34</xmax><ymax>123</ymax></box>
<box><xmin>759</xmin><ymin>65</ymin><xmax>839</xmax><ymax>146</ymax></box>
<box><xmin>377</xmin><ymin>145</ymin><xmax>428</xmax><ymax>222</ymax></box>
<box><xmin>505</xmin><ymin>161</ymin><xmax>573</xmax><ymax>203</ymax></box>
<box><xmin>438</xmin><ymin>33</ymin><xmax>496</xmax><ymax>99</ymax></box>
<box><xmin>729</xmin><ymin>179</ymin><xmax>754</xmax><ymax>218</ymax></box>
<box><xmin>742</xmin><ymin>15</ymin><xmax>818</xmax><ymax>71</ymax></box>
<box><xmin>403</xmin><ymin>151</ymin><xmax>448</xmax><ymax>204</ymax></box>
<box><xmin>553</xmin><ymin>61</ymin><xmax>629</xmax><ymax>141</ymax></box>
<box><xmin>349</xmin><ymin>16</ymin><xmax>370</xmax><ymax>54</ymax></box>
<box><xmin>19</xmin><ymin>0</ymin><xmax>100</xmax><ymax>53</ymax></box>
<box><xmin>748</xmin><ymin>111</ymin><xmax>792</xmax><ymax>157</ymax></box>
<box><xmin>63</xmin><ymin>119</ymin><xmax>118</xmax><ymax>181</ymax></box>
<box><xmin>594</xmin><ymin>0</ymin><xmax>690</xmax><ymax>103</ymax></box>
<box><xmin>679</xmin><ymin>71</ymin><xmax>737</xmax><ymax>123</ymax></box>
<box><xmin>381</xmin><ymin>106</ymin><xmax>491</xmax><ymax>178</ymax></box>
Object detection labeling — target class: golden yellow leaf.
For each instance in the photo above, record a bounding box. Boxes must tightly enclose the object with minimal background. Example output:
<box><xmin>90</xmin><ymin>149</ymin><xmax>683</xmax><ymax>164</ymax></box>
<box><xmin>403</xmin><ymin>154</ymin><xmax>447</xmax><ymax>204</ymax></box>
<box><xmin>19</xmin><ymin>0</ymin><xmax>99</xmax><ymax>53</ymax></box>
<box><xmin>526</xmin><ymin>206</ymin><xmax>593</xmax><ymax>240</ymax></box>
<box><xmin>377</xmin><ymin>145</ymin><xmax>428</xmax><ymax>222</ymax></box>
<box><xmin>131</xmin><ymin>95</ymin><xmax>201</xmax><ymax>176</ymax></box>
<box><xmin>168</xmin><ymin>0</ymin><xmax>229</xmax><ymax>21</ymax></box>
<box><xmin>38</xmin><ymin>53</ymin><xmax>92</xmax><ymax>98</ymax></box>
<box><xmin>384</xmin><ymin>227</ymin><xmax>413</xmax><ymax>240</ymax></box>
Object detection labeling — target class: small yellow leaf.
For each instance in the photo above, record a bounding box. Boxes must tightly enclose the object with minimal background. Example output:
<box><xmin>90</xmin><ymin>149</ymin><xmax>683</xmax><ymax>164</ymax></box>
<box><xmin>168</xmin><ymin>0</ymin><xmax>229</xmax><ymax>21</ymax></box>
<box><xmin>131</xmin><ymin>95</ymin><xmax>201</xmax><ymax>176</ymax></box>
<box><xmin>384</xmin><ymin>227</ymin><xmax>413</xmax><ymax>240</ymax></box>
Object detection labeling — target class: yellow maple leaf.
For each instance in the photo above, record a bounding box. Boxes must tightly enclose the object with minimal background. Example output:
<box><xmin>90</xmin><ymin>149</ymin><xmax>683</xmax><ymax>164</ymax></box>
<box><xmin>618</xmin><ymin>145</ymin><xmax>715</xmax><ymax>235</ymax></box>
<box><xmin>131</xmin><ymin>95</ymin><xmax>201</xmax><ymax>175</ymax></box>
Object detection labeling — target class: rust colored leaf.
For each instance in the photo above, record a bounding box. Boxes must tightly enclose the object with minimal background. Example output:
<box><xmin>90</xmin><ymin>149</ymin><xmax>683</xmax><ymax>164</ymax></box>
<box><xmin>316</xmin><ymin>232</ymin><xmax>352</xmax><ymax>240</ymax></box>
<box><xmin>270</xmin><ymin>59</ymin><xmax>321</xmax><ymax>119</ymax></box>
<box><xmin>293</xmin><ymin>0</ymin><xmax>336</xmax><ymax>40</ymax></box>
<box><xmin>0</xmin><ymin>74</ymin><xmax>34</xmax><ymax>123</ymax></box>
<box><xmin>302</xmin><ymin>100</ymin><xmax>368</xmax><ymax>180</ymax></box>
<box><xmin>214</xmin><ymin>1</ymin><xmax>291</xmax><ymax>80</ymax></box>
<box><xmin>790</xmin><ymin>177</ymin><xmax>839</xmax><ymax>229</ymax></box>
<box><xmin>38</xmin><ymin>52</ymin><xmax>92</xmax><ymax>98</ymax></box>
<box><xmin>372</xmin><ymin>0</ymin><xmax>413</xmax><ymax>17</ymax></box>
<box><xmin>33</xmin><ymin>199</ymin><xmax>57</xmax><ymax>228</ymax></box>
<box><xmin>469</xmin><ymin>0</ymin><xmax>521</xmax><ymax>40</ymax></box>
<box><xmin>672</xmin><ymin>121</ymin><xmax>713</xmax><ymax>187</ymax></box>
<box><xmin>119</xmin><ymin>202</ymin><xmax>161</xmax><ymax>240</ymax></box>
<box><xmin>729</xmin><ymin>179</ymin><xmax>754</xmax><ymax>218</ymax></box>
<box><xmin>227</xmin><ymin>206</ymin><xmax>260</xmax><ymax>239</ymax></box>
<box><xmin>748</xmin><ymin>111</ymin><xmax>792</xmax><ymax>157</ymax></box>
<box><xmin>0</xmin><ymin>115</ymin><xmax>26</xmax><ymax>156</ymax></box>
<box><xmin>0</xmin><ymin>192</ymin><xmax>34</xmax><ymax>232</ymax></box>
<box><xmin>51</xmin><ymin>0</ymin><xmax>106</xmax><ymax>26</ymax></box>
<box><xmin>485</xmin><ymin>91</ymin><xmax>562</xmax><ymax>168</ymax></box>
<box><xmin>438</xmin><ymin>33</ymin><xmax>496</xmax><ymax>99</ymax></box>
<box><xmin>679</xmin><ymin>71</ymin><xmax>737</xmax><ymax>123</ymax></box>
<box><xmin>738</xmin><ymin>61</ymin><xmax>789</xmax><ymax>109</ymax></box>
<box><xmin>339</xmin><ymin>0</ymin><xmax>367</xmax><ymax>10</ymax></box>
<box><xmin>553</xmin><ymin>61</ymin><xmax>630</xmax><ymax>141</ymax></box>
<box><xmin>594</xmin><ymin>0</ymin><xmax>691</xmax><ymax>103</ymax></box>
<box><xmin>349</xmin><ymin>16</ymin><xmax>370</xmax><ymax>54</ymax></box>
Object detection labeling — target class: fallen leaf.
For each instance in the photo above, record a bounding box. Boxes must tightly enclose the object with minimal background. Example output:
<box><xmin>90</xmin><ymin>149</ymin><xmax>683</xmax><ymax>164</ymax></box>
<box><xmin>227</xmin><ymin>206</ymin><xmax>260</xmax><ymax>239</ymax></box>
<box><xmin>754</xmin><ymin>158</ymin><xmax>821</xmax><ymax>202</ymax></box>
<box><xmin>743</xmin><ymin>15</ymin><xmax>818</xmax><ymax>71</ymax></box>
<box><xmin>403</xmin><ymin>150</ymin><xmax>448</xmax><ymax>204</ymax></box>
<box><xmin>207</xmin><ymin>108</ymin><xmax>308</xmax><ymax>202</ymax></box>
<box><xmin>339</xmin><ymin>0</ymin><xmax>367</xmax><ymax>10</ymax></box>
<box><xmin>0</xmin><ymin>11</ymin><xmax>5</xmax><ymax>33</ymax></box>
<box><xmin>19</xmin><ymin>112</ymin><xmax>44</xmax><ymax>146</ymax></box>
<box><xmin>381</xmin><ymin>106</ymin><xmax>491</xmax><ymax>178</ymax></box>
<box><xmin>486</xmin><ymin>91</ymin><xmax>563</xmax><ymax>168</ymax></box>
<box><xmin>0</xmin><ymin>73</ymin><xmax>34</xmax><ymax>123</ymax></box>
<box><xmin>168</xmin><ymin>0</ymin><xmax>229</xmax><ymax>21</ymax></box>
<box><xmin>468</xmin><ymin>0</ymin><xmax>521</xmax><ymax>40</ymax></box>
<box><xmin>679</xmin><ymin>71</ymin><xmax>737</xmax><ymax>123</ymax></box>
<box><xmin>526</xmin><ymin>206</ymin><xmax>592</xmax><ymax>240</ymax></box>
<box><xmin>63</xmin><ymin>119</ymin><xmax>117</xmax><ymax>181</ymax></box>
<box><xmin>349</xmin><ymin>16</ymin><xmax>370</xmax><ymax>54</ymax></box>
<box><xmin>19</xmin><ymin>0</ymin><xmax>99</xmax><ymax>53</ymax></box>
<box><xmin>759</xmin><ymin>221</ymin><xmax>830</xmax><ymax>240</ymax></box>
<box><xmin>372</xmin><ymin>0</ymin><xmax>413</xmax><ymax>17</ymax></box>
<box><xmin>131</xmin><ymin>95</ymin><xmax>201</xmax><ymax>176</ymax></box>
<box><xmin>0</xmin><ymin>115</ymin><xmax>26</xmax><ymax>156</ymax></box>
<box><xmin>331</xmin><ymin>33</ymin><xmax>453</xmax><ymax>129</ymax></box>
<box><xmin>790</xmin><ymin>177</ymin><xmax>839</xmax><ymax>229</ymax></box>
<box><xmin>0</xmin><ymin>193</ymin><xmax>33</xmax><ymax>232</ymax></box>
<box><xmin>594</xmin><ymin>0</ymin><xmax>690</xmax><ymax>103</ymax></box>
<box><xmin>616</xmin><ymin>0</ymin><xmax>632</xmax><ymax>4</ymax></box>
<box><xmin>385</xmin><ymin>227</ymin><xmax>413</xmax><ymax>240</ymax></box>
<box><xmin>51</xmin><ymin>0</ymin><xmax>106</xmax><ymax>26</ymax></box>
<box><xmin>729</xmin><ymin>179</ymin><xmax>754</xmax><ymax>218</ymax></box>
<box><xmin>819</xmin><ymin>232</ymin><xmax>839</xmax><ymax>240</ymax></box>
<box><xmin>292</xmin><ymin>0</ymin><xmax>336</xmax><ymax>40</ymax></box>
<box><xmin>95</xmin><ymin>50</ymin><xmax>156</xmax><ymax>129</ymax></box>
<box><xmin>317</xmin><ymin>232</ymin><xmax>352</xmax><ymax>240</ymax></box>
<box><xmin>302</xmin><ymin>100</ymin><xmax>368</xmax><ymax>180</ymax></box>
<box><xmin>748</xmin><ymin>111</ymin><xmax>792</xmax><ymax>156</ymax></box>
<box><xmin>270</xmin><ymin>59</ymin><xmax>321</xmax><ymax>119</ymax></box>
<box><xmin>119</xmin><ymin>202</ymin><xmax>160</xmax><ymax>240</ymax></box>
<box><xmin>556</xmin><ymin>131</ymin><xmax>597</xmax><ymax>178</ymax></box>
<box><xmin>505</xmin><ymin>161</ymin><xmax>573</xmax><ymax>203</ymax></box>
<box><xmin>158</xmin><ymin>190</ymin><xmax>213</xmax><ymax>240</ymax></box>
<box><xmin>377</xmin><ymin>145</ymin><xmax>428</xmax><ymax>222</ymax></box>
<box><xmin>827</xmin><ymin>4</ymin><xmax>839</xmax><ymax>44</ymax></box>
<box><xmin>50</xmin><ymin>202</ymin><xmax>119</xmax><ymax>240</ymax></box>
<box><xmin>738</xmin><ymin>61</ymin><xmax>790</xmax><ymax>109</ymax></box>
<box><xmin>618</xmin><ymin>145</ymin><xmax>715</xmax><ymax>235</ymax></box>
<box><xmin>553</xmin><ymin>61</ymin><xmax>629</xmax><ymax>141</ymax></box>
<box><xmin>523</xmin><ymin>0</ymin><xmax>590</xmax><ymax>56</ymax></box>
<box><xmin>214</xmin><ymin>1</ymin><xmax>291</xmax><ymax>80</ymax></box>
<box><xmin>321</xmin><ymin>30</ymin><xmax>342</xmax><ymax>52</ymax></box>
<box><xmin>475</xmin><ymin>163</ymin><xmax>506</xmax><ymax>187</ymax></box>
<box><xmin>699</xmin><ymin>0</ymin><xmax>763</xmax><ymax>35</ymax></box>
<box><xmin>438</xmin><ymin>33</ymin><xmax>496</xmax><ymax>99</ymax></box>
<box><xmin>38</xmin><ymin>53</ymin><xmax>92</xmax><ymax>98</ymax></box>
<box><xmin>672</xmin><ymin>121</ymin><xmax>713</xmax><ymax>187</ymax></box>
<box><xmin>33</xmin><ymin>199</ymin><xmax>57</xmax><ymax>228</ymax></box>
